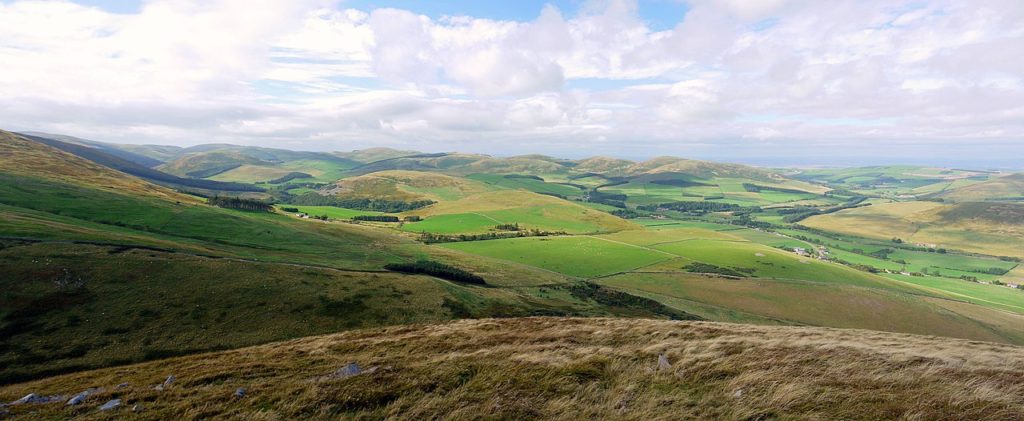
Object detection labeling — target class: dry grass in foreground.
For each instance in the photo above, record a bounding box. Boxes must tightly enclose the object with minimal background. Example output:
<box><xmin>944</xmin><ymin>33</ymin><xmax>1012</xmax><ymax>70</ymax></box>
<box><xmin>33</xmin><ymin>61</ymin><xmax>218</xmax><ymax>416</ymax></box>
<box><xmin>2</xmin><ymin>317</ymin><xmax>1024</xmax><ymax>419</ymax></box>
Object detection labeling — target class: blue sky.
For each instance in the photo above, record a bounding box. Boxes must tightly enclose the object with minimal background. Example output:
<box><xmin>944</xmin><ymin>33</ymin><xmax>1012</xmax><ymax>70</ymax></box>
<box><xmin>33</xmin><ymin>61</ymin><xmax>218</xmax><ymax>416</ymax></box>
<box><xmin>1</xmin><ymin>0</ymin><xmax>1022</xmax><ymax>166</ymax></box>
<box><xmin>66</xmin><ymin>0</ymin><xmax>690</xmax><ymax>30</ymax></box>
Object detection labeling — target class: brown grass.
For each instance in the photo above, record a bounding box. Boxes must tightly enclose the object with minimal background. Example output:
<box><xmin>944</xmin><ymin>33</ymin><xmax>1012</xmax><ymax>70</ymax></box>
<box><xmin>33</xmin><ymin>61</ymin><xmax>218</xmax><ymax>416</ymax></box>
<box><xmin>3</xmin><ymin>317</ymin><xmax>1023</xmax><ymax>420</ymax></box>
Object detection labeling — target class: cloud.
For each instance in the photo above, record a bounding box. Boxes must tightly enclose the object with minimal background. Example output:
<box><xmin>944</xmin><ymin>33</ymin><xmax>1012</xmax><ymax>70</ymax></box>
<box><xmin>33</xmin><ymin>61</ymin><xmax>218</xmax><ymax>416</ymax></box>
<box><xmin>0</xmin><ymin>0</ymin><xmax>1022</xmax><ymax>164</ymax></box>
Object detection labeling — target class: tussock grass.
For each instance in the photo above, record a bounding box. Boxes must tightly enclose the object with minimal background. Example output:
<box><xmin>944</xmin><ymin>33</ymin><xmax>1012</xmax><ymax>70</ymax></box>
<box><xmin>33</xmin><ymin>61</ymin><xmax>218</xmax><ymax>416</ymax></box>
<box><xmin>2</xmin><ymin>317</ymin><xmax>1023</xmax><ymax>419</ymax></box>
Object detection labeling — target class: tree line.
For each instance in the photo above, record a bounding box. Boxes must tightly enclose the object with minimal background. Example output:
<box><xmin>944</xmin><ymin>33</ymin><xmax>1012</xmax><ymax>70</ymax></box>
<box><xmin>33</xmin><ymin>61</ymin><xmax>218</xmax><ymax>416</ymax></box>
<box><xmin>353</xmin><ymin>215</ymin><xmax>401</xmax><ymax>222</ymax></box>
<box><xmin>416</xmin><ymin>229</ymin><xmax>567</xmax><ymax>244</ymax></box>
<box><xmin>384</xmin><ymin>260</ymin><xmax>487</xmax><ymax>285</ymax></box>
<box><xmin>266</xmin><ymin>172</ymin><xmax>312</xmax><ymax>184</ymax></box>
<box><xmin>289</xmin><ymin>192</ymin><xmax>435</xmax><ymax>212</ymax></box>
<box><xmin>207</xmin><ymin>196</ymin><xmax>273</xmax><ymax>212</ymax></box>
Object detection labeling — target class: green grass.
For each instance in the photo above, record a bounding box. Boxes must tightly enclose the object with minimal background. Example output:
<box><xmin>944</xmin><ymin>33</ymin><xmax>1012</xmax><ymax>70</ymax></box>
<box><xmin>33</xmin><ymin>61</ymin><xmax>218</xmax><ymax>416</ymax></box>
<box><xmin>887</xmin><ymin>249</ymin><xmax>1017</xmax><ymax>274</ymax></box>
<box><xmin>404</xmin><ymin>206</ymin><xmax>616</xmax><ymax>235</ymax></box>
<box><xmin>0</xmin><ymin>174</ymin><xmax>400</xmax><ymax>269</ymax></box>
<box><xmin>466</xmin><ymin>173</ymin><xmax>584</xmax><ymax>197</ymax></box>
<box><xmin>289</xmin><ymin>206</ymin><xmax>384</xmax><ymax>219</ymax></box>
<box><xmin>882</xmin><ymin>273</ymin><xmax>1024</xmax><ymax>314</ymax></box>
<box><xmin>0</xmin><ymin>242</ymin><xmax>458</xmax><ymax>384</ymax></box>
<box><xmin>441</xmin><ymin>236</ymin><xmax>673</xmax><ymax>278</ymax></box>
<box><xmin>400</xmin><ymin>213</ymin><xmax>499</xmax><ymax>234</ymax></box>
<box><xmin>633</xmin><ymin>218</ymin><xmax>741</xmax><ymax>231</ymax></box>
<box><xmin>650</xmin><ymin>239</ymin><xmax>910</xmax><ymax>290</ymax></box>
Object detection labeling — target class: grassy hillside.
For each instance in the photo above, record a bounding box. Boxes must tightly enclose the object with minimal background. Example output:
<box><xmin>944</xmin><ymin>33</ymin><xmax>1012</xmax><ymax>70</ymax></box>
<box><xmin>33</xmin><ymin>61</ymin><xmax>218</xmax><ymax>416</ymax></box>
<box><xmin>325</xmin><ymin>170</ymin><xmax>492</xmax><ymax>202</ymax></box>
<box><xmin>20</xmin><ymin>133</ymin><xmax>263</xmax><ymax>193</ymax></box>
<box><xmin>19</xmin><ymin>132</ymin><xmax>164</xmax><ymax>168</ymax></box>
<box><xmin>403</xmin><ymin>190</ymin><xmax>638</xmax><ymax>234</ymax></box>
<box><xmin>937</xmin><ymin>173</ymin><xmax>1024</xmax><ymax>202</ymax></box>
<box><xmin>158</xmin><ymin>146</ymin><xmax>360</xmax><ymax>182</ymax></box>
<box><xmin>802</xmin><ymin>200</ymin><xmax>1024</xmax><ymax>258</ymax></box>
<box><xmin>792</xmin><ymin>166</ymin><xmax>995</xmax><ymax>198</ymax></box>
<box><xmin>3</xmin><ymin>317</ymin><xmax>1023</xmax><ymax>419</ymax></box>
<box><xmin>335</xmin><ymin>147</ymin><xmax>420</xmax><ymax>163</ymax></box>
<box><xmin>0</xmin><ymin>131</ymin><xmax>196</xmax><ymax>203</ymax></box>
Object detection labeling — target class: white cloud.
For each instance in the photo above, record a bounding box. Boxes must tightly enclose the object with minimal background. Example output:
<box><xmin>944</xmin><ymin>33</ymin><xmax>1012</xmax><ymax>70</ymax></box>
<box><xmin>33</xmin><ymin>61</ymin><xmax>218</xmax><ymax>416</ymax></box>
<box><xmin>0</xmin><ymin>0</ymin><xmax>1022</xmax><ymax>164</ymax></box>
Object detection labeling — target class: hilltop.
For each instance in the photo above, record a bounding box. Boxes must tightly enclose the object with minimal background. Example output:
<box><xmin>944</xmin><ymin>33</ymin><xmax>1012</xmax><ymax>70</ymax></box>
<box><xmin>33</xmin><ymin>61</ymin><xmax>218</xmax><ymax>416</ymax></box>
<box><xmin>0</xmin><ymin>130</ymin><xmax>195</xmax><ymax>202</ymax></box>
<box><xmin>2</xmin><ymin>317</ymin><xmax>1022</xmax><ymax>419</ymax></box>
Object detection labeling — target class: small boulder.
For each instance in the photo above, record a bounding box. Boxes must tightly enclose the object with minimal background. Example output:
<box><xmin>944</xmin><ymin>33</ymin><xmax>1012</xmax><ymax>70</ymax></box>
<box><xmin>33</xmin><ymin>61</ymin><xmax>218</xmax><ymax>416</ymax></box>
<box><xmin>132</xmin><ymin>404</ymin><xmax>145</xmax><ymax>412</ymax></box>
<box><xmin>657</xmin><ymin>354</ymin><xmax>672</xmax><ymax>371</ymax></box>
<box><xmin>66</xmin><ymin>388</ymin><xmax>100</xmax><ymax>406</ymax></box>
<box><xmin>115</xmin><ymin>383</ymin><xmax>129</xmax><ymax>389</ymax></box>
<box><xmin>10</xmin><ymin>393</ymin><xmax>39</xmax><ymax>405</ymax></box>
<box><xmin>234</xmin><ymin>388</ymin><xmax>246</xmax><ymax>398</ymax></box>
<box><xmin>154</xmin><ymin>375</ymin><xmax>175</xmax><ymax>391</ymax></box>
<box><xmin>98</xmin><ymin>399</ymin><xmax>121</xmax><ymax>411</ymax></box>
<box><xmin>329</xmin><ymin>363</ymin><xmax>361</xmax><ymax>379</ymax></box>
<box><xmin>9</xmin><ymin>393</ymin><xmax>59</xmax><ymax>405</ymax></box>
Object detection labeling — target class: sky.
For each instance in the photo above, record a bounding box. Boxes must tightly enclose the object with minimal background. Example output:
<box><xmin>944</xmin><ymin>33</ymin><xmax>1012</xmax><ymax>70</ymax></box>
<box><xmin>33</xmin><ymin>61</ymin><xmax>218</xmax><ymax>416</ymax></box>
<box><xmin>1</xmin><ymin>0</ymin><xmax>1023</xmax><ymax>167</ymax></box>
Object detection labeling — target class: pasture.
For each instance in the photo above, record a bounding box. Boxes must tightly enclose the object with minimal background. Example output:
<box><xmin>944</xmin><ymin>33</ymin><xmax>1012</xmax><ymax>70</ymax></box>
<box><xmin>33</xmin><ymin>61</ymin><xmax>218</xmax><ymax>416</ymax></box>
<box><xmin>440</xmin><ymin>236</ymin><xmax>673</xmax><ymax>278</ymax></box>
<box><xmin>289</xmin><ymin>205</ymin><xmax>384</xmax><ymax>219</ymax></box>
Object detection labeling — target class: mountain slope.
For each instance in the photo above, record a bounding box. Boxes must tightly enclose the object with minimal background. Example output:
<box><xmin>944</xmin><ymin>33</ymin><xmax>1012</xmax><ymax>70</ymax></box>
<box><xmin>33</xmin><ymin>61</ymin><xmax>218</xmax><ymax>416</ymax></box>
<box><xmin>18</xmin><ymin>133</ymin><xmax>263</xmax><ymax>192</ymax></box>
<box><xmin>158</xmin><ymin>146</ymin><xmax>360</xmax><ymax>182</ymax></box>
<box><xmin>2</xmin><ymin>317</ymin><xmax>1022</xmax><ymax>419</ymax></box>
<box><xmin>19</xmin><ymin>131</ymin><xmax>166</xmax><ymax>167</ymax></box>
<box><xmin>0</xmin><ymin>130</ymin><xmax>195</xmax><ymax>202</ymax></box>
<box><xmin>334</xmin><ymin>147</ymin><xmax>420</xmax><ymax>163</ymax></box>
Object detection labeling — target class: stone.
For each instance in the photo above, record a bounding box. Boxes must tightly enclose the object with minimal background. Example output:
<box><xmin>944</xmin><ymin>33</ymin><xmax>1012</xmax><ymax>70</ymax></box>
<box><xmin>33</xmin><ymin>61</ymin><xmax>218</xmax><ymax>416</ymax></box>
<box><xmin>132</xmin><ymin>404</ymin><xmax>145</xmax><ymax>412</ymax></box>
<box><xmin>330</xmin><ymin>363</ymin><xmax>362</xmax><ymax>379</ymax></box>
<box><xmin>657</xmin><ymin>354</ymin><xmax>672</xmax><ymax>371</ymax></box>
<box><xmin>9</xmin><ymin>393</ymin><xmax>60</xmax><ymax>405</ymax></box>
<box><xmin>98</xmin><ymin>399</ymin><xmax>121</xmax><ymax>411</ymax></box>
<box><xmin>10</xmin><ymin>394</ymin><xmax>39</xmax><ymax>405</ymax></box>
<box><xmin>234</xmin><ymin>388</ymin><xmax>247</xmax><ymax>398</ymax></box>
<box><xmin>155</xmin><ymin>375</ymin><xmax>175</xmax><ymax>391</ymax></box>
<box><xmin>66</xmin><ymin>388</ymin><xmax>100</xmax><ymax>406</ymax></box>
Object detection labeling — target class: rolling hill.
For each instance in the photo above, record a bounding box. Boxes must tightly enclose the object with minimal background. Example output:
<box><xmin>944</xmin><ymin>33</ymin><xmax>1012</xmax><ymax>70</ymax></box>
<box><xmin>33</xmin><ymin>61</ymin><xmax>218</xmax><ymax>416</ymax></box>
<box><xmin>6</xmin><ymin>128</ymin><xmax>1024</xmax><ymax>419</ymax></box>
<box><xmin>801</xmin><ymin>200</ymin><xmax>1024</xmax><ymax>258</ymax></box>
<box><xmin>158</xmin><ymin>146</ymin><xmax>361</xmax><ymax>183</ymax></box>
<box><xmin>936</xmin><ymin>173</ymin><xmax>1024</xmax><ymax>202</ymax></box>
<box><xmin>334</xmin><ymin>147</ymin><xmax>420</xmax><ymax>163</ymax></box>
<box><xmin>19</xmin><ymin>131</ymin><xmax>166</xmax><ymax>168</ymax></box>
<box><xmin>16</xmin><ymin>133</ymin><xmax>263</xmax><ymax>193</ymax></box>
<box><xmin>2</xmin><ymin>317</ymin><xmax>1022</xmax><ymax>419</ymax></box>
<box><xmin>0</xmin><ymin>135</ymin><xmax>696</xmax><ymax>383</ymax></box>
<box><xmin>322</xmin><ymin>170</ymin><xmax>492</xmax><ymax>202</ymax></box>
<box><xmin>0</xmin><ymin>131</ymin><xmax>196</xmax><ymax>202</ymax></box>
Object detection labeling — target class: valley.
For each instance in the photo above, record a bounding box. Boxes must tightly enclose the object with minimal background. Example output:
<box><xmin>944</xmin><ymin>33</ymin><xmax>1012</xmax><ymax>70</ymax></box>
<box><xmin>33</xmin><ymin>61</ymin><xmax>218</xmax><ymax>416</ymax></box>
<box><xmin>1</xmin><ymin>130</ymin><xmax>1023</xmax><ymax>417</ymax></box>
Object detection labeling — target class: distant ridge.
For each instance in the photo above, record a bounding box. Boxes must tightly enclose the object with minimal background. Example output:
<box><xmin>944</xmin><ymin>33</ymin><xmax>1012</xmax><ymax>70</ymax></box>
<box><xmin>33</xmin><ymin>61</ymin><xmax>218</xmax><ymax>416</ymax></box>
<box><xmin>20</xmin><ymin>131</ymin><xmax>165</xmax><ymax>168</ymax></box>
<box><xmin>18</xmin><ymin>133</ymin><xmax>265</xmax><ymax>192</ymax></box>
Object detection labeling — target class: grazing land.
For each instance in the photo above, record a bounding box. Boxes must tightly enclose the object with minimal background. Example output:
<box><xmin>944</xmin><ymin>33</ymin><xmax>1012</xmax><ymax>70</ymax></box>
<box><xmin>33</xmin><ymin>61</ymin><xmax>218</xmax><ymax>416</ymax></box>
<box><xmin>2</xmin><ymin>318</ymin><xmax>1023</xmax><ymax>420</ymax></box>
<box><xmin>3</xmin><ymin>129</ymin><xmax>1024</xmax><ymax>419</ymax></box>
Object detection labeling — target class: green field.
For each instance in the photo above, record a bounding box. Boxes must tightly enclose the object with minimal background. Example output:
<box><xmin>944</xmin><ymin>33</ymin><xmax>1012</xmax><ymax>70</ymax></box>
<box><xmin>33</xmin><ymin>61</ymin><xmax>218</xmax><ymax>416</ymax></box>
<box><xmin>441</xmin><ymin>236</ymin><xmax>673</xmax><ymax>278</ymax></box>
<box><xmin>883</xmin><ymin>273</ymin><xmax>1024</xmax><ymax>314</ymax></box>
<box><xmin>289</xmin><ymin>205</ymin><xmax>384</xmax><ymax>219</ymax></box>
<box><xmin>466</xmin><ymin>173</ymin><xmax>583</xmax><ymax>197</ymax></box>
<box><xmin>650</xmin><ymin>239</ymin><xmax>907</xmax><ymax>290</ymax></box>
<box><xmin>400</xmin><ymin>213</ymin><xmax>499</xmax><ymax>234</ymax></box>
